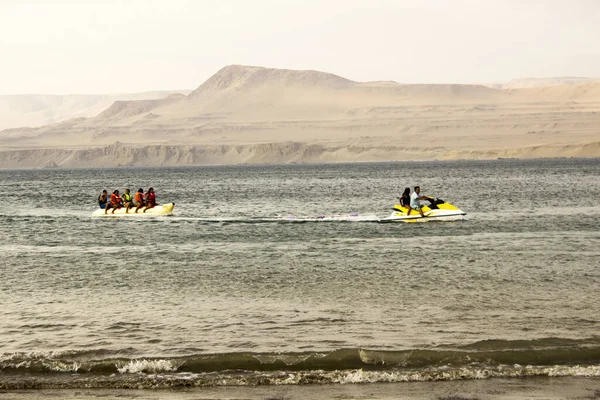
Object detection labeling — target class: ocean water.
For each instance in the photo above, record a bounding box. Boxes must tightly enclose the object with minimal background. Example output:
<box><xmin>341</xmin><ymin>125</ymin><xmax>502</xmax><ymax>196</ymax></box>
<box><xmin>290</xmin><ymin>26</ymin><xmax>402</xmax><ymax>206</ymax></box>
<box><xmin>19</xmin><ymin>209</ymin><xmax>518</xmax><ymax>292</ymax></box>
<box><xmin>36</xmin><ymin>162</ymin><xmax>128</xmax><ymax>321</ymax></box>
<box><xmin>1</xmin><ymin>159</ymin><xmax>599</xmax><ymax>389</ymax></box>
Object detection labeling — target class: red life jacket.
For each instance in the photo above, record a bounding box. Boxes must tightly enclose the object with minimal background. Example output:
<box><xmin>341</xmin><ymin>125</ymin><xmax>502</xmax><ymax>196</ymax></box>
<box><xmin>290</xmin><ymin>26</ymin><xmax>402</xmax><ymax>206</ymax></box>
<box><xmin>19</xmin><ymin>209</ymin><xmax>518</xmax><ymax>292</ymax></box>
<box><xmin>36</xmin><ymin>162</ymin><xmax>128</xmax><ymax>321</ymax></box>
<box><xmin>110</xmin><ymin>193</ymin><xmax>121</xmax><ymax>206</ymax></box>
<box><xmin>146</xmin><ymin>192</ymin><xmax>156</xmax><ymax>206</ymax></box>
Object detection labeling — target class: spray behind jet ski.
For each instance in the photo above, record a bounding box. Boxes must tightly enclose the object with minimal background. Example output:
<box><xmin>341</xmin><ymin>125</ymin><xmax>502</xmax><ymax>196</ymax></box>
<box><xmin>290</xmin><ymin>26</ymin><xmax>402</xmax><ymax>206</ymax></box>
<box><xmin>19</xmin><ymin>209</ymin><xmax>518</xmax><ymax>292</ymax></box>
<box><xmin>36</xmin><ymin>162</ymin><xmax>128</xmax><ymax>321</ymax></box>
<box><xmin>267</xmin><ymin>196</ymin><xmax>466</xmax><ymax>223</ymax></box>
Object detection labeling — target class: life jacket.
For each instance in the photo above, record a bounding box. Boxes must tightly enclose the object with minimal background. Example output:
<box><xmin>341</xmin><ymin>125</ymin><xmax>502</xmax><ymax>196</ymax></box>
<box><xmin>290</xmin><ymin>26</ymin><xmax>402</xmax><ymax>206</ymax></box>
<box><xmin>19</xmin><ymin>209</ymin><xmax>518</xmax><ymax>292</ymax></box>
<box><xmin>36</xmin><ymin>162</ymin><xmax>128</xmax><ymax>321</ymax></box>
<box><xmin>98</xmin><ymin>195</ymin><xmax>107</xmax><ymax>206</ymax></box>
<box><xmin>146</xmin><ymin>192</ymin><xmax>156</xmax><ymax>205</ymax></box>
<box><xmin>110</xmin><ymin>193</ymin><xmax>121</xmax><ymax>205</ymax></box>
<box><xmin>123</xmin><ymin>193</ymin><xmax>132</xmax><ymax>202</ymax></box>
<box><xmin>134</xmin><ymin>192</ymin><xmax>144</xmax><ymax>203</ymax></box>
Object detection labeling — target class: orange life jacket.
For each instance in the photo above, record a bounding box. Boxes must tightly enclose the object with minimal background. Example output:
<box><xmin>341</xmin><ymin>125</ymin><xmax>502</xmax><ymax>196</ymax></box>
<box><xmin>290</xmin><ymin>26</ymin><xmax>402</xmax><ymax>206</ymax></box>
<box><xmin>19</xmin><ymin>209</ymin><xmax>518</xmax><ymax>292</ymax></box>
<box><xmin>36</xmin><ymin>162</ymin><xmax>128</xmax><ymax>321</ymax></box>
<box><xmin>110</xmin><ymin>193</ymin><xmax>121</xmax><ymax>206</ymax></box>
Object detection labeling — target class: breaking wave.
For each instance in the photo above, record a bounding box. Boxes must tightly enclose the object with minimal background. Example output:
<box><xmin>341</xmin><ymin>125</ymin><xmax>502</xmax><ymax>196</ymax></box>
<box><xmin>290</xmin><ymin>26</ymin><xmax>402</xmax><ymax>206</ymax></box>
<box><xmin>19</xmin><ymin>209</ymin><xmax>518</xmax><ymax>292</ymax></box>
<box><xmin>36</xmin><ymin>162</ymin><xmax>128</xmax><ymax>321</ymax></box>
<box><xmin>2</xmin><ymin>338</ymin><xmax>600</xmax><ymax>389</ymax></box>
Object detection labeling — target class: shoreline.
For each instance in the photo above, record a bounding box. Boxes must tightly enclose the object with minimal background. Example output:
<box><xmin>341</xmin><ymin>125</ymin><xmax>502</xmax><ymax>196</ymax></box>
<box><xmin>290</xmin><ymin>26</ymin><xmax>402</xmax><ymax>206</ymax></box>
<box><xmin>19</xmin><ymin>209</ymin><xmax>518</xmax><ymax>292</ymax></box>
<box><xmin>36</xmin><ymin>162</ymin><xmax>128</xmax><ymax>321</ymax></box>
<box><xmin>0</xmin><ymin>143</ymin><xmax>599</xmax><ymax>170</ymax></box>
<box><xmin>1</xmin><ymin>377</ymin><xmax>600</xmax><ymax>399</ymax></box>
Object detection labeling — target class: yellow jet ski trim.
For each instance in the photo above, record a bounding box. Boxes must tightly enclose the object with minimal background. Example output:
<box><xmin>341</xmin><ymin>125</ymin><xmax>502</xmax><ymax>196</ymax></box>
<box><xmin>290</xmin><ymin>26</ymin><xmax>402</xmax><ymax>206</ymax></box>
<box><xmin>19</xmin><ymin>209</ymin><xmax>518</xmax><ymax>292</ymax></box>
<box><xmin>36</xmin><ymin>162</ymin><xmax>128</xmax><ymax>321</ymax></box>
<box><xmin>386</xmin><ymin>197</ymin><xmax>466</xmax><ymax>221</ymax></box>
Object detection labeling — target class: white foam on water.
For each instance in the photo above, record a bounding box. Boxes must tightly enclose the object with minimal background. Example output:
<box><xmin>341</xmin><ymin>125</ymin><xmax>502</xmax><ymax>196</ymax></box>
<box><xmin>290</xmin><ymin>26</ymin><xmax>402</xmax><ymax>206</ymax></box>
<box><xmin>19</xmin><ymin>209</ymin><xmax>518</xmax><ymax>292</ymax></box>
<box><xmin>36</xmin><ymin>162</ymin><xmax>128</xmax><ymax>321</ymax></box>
<box><xmin>0</xmin><ymin>350</ymin><xmax>66</xmax><ymax>362</ymax></box>
<box><xmin>167</xmin><ymin>216</ymin><xmax>244</xmax><ymax>222</ymax></box>
<box><xmin>268</xmin><ymin>213</ymin><xmax>382</xmax><ymax>222</ymax></box>
<box><xmin>116</xmin><ymin>359</ymin><xmax>179</xmax><ymax>374</ymax></box>
<box><xmin>257</xmin><ymin>365</ymin><xmax>600</xmax><ymax>385</ymax></box>
<box><xmin>123</xmin><ymin>213</ymin><xmax>467</xmax><ymax>223</ymax></box>
<box><xmin>537</xmin><ymin>364</ymin><xmax>600</xmax><ymax>377</ymax></box>
<box><xmin>166</xmin><ymin>214</ymin><xmax>384</xmax><ymax>223</ymax></box>
<box><xmin>98</xmin><ymin>363</ymin><xmax>600</xmax><ymax>388</ymax></box>
<box><xmin>326</xmin><ymin>365</ymin><xmax>600</xmax><ymax>384</ymax></box>
<box><xmin>0</xmin><ymin>351</ymin><xmax>81</xmax><ymax>373</ymax></box>
<box><xmin>3</xmin><ymin>361</ymin><xmax>32</xmax><ymax>370</ymax></box>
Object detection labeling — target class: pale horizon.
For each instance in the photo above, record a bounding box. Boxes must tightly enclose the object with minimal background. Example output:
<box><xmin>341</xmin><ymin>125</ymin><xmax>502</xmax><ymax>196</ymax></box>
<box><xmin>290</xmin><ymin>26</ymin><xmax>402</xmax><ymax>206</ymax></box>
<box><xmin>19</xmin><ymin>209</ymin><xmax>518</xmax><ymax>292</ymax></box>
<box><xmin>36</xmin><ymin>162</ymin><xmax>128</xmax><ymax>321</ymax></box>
<box><xmin>1</xmin><ymin>0</ymin><xmax>599</xmax><ymax>95</ymax></box>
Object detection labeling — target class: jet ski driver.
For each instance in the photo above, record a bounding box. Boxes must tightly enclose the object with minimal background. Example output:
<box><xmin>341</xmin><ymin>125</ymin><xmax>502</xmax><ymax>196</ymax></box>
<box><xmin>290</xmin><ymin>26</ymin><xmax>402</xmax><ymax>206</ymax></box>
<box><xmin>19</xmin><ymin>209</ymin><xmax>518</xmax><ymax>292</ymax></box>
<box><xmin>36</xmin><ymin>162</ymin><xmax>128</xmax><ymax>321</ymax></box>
<box><xmin>409</xmin><ymin>186</ymin><xmax>429</xmax><ymax>218</ymax></box>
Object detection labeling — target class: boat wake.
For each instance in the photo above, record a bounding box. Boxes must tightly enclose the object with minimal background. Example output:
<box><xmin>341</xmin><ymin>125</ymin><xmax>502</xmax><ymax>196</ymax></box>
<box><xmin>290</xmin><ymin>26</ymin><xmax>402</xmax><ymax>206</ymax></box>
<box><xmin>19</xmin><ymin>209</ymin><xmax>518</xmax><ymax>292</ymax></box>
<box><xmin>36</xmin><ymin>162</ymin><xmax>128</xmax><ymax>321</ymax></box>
<box><xmin>265</xmin><ymin>213</ymin><xmax>382</xmax><ymax>222</ymax></box>
<box><xmin>166</xmin><ymin>213</ymin><xmax>467</xmax><ymax>224</ymax></box>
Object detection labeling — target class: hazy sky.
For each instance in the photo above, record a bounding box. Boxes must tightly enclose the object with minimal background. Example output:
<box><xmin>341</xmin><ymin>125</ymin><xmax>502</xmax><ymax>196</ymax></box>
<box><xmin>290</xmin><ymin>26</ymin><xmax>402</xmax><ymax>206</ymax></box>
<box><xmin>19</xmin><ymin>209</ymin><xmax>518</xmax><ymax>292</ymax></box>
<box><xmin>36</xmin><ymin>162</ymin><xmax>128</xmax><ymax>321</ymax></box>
<box><xmin>1</xmin><ymin>0</ymin><xmax>599</xmax><ymax>94</ymax></box>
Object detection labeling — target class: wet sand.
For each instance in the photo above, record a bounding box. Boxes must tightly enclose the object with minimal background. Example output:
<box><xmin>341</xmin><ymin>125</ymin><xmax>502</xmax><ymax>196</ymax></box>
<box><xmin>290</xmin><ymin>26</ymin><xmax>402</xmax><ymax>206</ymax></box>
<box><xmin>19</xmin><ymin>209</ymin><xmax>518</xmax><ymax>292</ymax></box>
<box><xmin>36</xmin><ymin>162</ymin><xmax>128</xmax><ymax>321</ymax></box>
<box><xmin>2</xmin><ymin>377</ymin><xmax>600</xmax><ymax>399</ymax></box>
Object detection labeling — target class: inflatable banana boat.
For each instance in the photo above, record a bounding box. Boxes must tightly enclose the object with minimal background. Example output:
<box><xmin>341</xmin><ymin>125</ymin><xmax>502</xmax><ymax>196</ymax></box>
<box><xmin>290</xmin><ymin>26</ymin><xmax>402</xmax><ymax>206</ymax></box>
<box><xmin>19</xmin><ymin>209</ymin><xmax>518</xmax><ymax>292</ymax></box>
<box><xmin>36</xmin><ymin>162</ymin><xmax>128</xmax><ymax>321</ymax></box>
<box><xmin>92</xmin><ymin>203</ymin><xmax>175</xmax><ymax>217</ymax></box>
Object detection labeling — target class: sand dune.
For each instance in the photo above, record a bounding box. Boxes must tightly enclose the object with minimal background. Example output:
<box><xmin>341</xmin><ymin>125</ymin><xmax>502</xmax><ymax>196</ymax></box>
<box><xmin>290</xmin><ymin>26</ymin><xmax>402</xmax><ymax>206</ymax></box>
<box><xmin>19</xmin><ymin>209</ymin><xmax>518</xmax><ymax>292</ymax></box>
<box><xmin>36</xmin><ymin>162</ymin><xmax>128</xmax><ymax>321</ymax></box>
<box><xmin>1</xmin><ymin>65</ymin><xmax>599</xmax><ymax>168</ymax></box>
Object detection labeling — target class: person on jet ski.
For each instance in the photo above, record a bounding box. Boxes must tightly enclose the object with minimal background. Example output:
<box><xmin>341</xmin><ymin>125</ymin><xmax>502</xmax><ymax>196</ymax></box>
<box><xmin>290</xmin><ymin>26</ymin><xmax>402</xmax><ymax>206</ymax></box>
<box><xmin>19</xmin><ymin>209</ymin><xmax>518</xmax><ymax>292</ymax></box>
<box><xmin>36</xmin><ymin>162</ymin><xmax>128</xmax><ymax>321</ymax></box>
<box><xmin>399</xmin><ymin>188</ymin><xmax>411</xmax><ymax>209</ymax></box>
<box><xmin>409</xmin><ymin>186</ymin><xmax>429</xmax><ymax>217</ymax></box>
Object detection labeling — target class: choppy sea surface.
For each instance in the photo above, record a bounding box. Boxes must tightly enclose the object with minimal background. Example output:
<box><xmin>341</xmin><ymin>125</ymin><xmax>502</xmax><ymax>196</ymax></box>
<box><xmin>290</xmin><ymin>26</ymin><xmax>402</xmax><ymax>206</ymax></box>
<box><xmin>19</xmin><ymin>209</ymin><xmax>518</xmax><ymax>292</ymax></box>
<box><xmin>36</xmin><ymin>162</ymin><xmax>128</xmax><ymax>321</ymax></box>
<box><xmin>0</xmin><ymin>159</ymin><xmax>599</xmax><ymax>389</ymax></box>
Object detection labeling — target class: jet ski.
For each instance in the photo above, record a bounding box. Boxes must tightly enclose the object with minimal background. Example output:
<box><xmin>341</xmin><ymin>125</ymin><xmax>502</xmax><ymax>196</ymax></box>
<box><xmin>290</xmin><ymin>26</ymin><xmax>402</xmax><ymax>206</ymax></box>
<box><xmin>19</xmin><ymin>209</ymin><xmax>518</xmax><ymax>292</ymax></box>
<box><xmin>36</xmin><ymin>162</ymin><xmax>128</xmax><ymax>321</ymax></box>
<box><xmin>92</xmin><ymin>203</ymin><xmax>175</xmax><ymax>217</ymax></box>
<box><xmin>383</xmin><ymin>197</ymin><xmax>466</xmax><ymax>222</ymax></box>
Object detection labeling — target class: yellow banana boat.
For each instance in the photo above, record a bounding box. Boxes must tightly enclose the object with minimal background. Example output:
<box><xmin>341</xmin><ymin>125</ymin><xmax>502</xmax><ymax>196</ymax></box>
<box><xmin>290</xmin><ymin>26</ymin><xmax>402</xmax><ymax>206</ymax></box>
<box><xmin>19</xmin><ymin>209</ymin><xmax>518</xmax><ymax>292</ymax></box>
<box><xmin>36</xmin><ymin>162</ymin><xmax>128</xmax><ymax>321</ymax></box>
<box><xmin>92</xmin><ymin>203</ymin><xmax>175</xmax><ymax>217</ymax></box>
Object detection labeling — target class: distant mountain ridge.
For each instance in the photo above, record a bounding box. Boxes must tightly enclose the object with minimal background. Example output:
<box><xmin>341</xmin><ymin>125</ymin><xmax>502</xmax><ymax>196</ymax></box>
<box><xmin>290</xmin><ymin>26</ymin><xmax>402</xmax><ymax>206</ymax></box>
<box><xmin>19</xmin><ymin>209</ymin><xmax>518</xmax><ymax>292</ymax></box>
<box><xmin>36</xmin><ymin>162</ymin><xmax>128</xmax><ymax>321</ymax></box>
<box><xmin>190</xmin><ymin>65</ymin><xmax>355</xmax><ymax>96</ymax></box>
<box><xmin>486</xmin><ymin>77</ymin><xmax>600</xmax><ymax>89</ymax></box>
<box><xmin>1</xmin><ymin>65</ymin><xmax>599</xmax><ymax>168</ymax></box>
<box><xmin>0</xmin><ymin>91</ymin><xmax>191</xmax><ymax>131</ymax></box>
<box><xmin>189</xmin><ymin>64</ymin><xmax>500</xmax><ymax>98</ymax></box>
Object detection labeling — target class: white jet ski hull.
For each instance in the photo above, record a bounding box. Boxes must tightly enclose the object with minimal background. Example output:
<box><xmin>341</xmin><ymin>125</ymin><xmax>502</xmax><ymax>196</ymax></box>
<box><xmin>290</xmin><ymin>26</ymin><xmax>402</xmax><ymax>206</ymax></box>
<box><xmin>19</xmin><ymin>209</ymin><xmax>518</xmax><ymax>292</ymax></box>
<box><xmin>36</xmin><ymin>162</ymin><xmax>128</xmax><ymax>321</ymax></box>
<box><xmin>383</xmin><ymin>209</ymin><xmax>466</xmax><ymax>222</ymax></box>
<box><xmin>384</xmin><ymin>198</ymin><xmax>467</xmax><ymax>222</ymax></box>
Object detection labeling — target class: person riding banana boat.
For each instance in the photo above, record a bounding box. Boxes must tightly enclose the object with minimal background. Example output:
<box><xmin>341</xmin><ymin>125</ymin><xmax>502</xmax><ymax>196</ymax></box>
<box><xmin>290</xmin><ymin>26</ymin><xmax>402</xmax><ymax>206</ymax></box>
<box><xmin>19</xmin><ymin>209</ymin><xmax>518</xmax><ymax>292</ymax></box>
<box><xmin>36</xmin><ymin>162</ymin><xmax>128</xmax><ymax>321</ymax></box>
<box><xmin>133</xmin><ymin>188</ymin><xmax>145</xmax><ymax>213</ymax></box>
<box><xmin>93</xmin><ymin>187</ymin><xmax>175</xmax><ymax>217</ymax></box>
<box><xmin>122</xmin><ymin>189</ymin><xmax>133</xmax><ymax>213</ymax></box>
<box><xmin>106</xmin><ymin>190</ymin><xmax>123</xmax><ymax>214</ymax></box>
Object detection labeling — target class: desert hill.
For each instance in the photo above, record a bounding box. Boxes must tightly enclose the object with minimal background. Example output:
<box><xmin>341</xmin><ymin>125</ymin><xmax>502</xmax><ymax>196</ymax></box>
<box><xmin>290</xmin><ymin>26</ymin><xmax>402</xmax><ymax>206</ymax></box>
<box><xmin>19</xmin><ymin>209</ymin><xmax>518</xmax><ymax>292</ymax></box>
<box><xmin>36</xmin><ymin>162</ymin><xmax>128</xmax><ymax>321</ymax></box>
<box><xmin>1</xmin><ymin>65</ymin><xmax>599</xmax><ymax>168</ymax></box>
<box><xmin>487</xmin><ymin>77</ymin><xmax>600</xmax><ymax>89</ymax></box>
<box><xmin>0</xmin><ymin>91</ymin><xmax>191</xmax><ymax>131</ymax></box>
